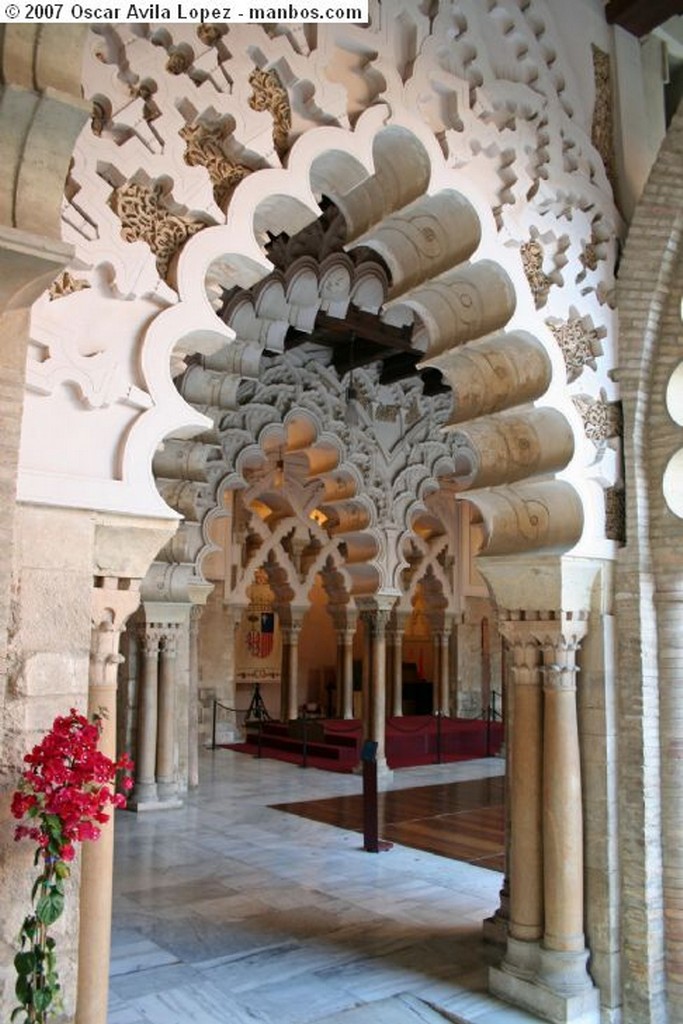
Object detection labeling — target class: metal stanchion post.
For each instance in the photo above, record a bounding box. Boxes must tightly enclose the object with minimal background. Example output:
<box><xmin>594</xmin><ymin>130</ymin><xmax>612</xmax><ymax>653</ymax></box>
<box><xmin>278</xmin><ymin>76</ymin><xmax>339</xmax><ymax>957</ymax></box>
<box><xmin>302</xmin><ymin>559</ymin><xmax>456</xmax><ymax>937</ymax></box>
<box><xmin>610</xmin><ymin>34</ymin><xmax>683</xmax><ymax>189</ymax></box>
<box><xmin>362</xmin><ymin>740</ymin><xmax>379</xmax><ymax>852</ymax></box>
<box><xmin>486</xmin><ymin>703</ymin><xmax>492</xmax><ymax>756</ymax></box>
<box><xmin>212</xmin><ymin>699</ymin><xmax>217</xmax><ymax>750</ymax></box>
<box><xmin>436</xmin><ymin>710</ymin><xmax>442</xmax><ymax>764</ymax></box>
<box><xmin>300</xmin><ymin>709</ymin><xmax>308</xmax><ymax>769</ymax></box>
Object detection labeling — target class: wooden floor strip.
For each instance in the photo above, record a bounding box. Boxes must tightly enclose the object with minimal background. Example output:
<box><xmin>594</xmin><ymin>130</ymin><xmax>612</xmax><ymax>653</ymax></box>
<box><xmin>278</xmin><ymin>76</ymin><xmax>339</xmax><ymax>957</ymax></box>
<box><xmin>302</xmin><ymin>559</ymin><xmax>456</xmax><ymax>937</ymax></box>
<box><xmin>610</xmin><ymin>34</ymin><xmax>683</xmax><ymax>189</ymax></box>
<box><xmin>272</xmin><ymin>777</ymin><xmax>505</xmax><ymax>869</ymax></box>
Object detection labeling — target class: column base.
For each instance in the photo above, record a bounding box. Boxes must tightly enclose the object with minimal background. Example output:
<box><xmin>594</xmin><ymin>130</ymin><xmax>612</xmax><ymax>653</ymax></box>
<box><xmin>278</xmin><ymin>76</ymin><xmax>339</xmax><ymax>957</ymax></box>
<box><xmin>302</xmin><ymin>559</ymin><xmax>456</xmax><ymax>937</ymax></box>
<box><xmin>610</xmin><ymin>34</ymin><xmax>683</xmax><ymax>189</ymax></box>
<box><xmin>500</xmin><ymin>935</ymin><xmax>540</xmax><ymax>980</ymax></box>
<box><xmin>157</xmin><ymin>781</ymin><xmax>180</xmax><ymax>803</ymax></box>
<box><xmin>490</xmin><ymin>946</ymin><xmax>600</xmax><ymax>1024</ymax></box>
<box><xmin>129</xmin><ymin>781</ymin><xmax>157</xmax><ymax>805</ymax></box>
<box><xmin>482</xmin><ymin>911</ymin><xmax>508</xmax><ymax>946</ymax></box>
<box><xmin>127</xmin><ymin>785</ymin><xmax>183</xmax><ymax>813</ymax></box>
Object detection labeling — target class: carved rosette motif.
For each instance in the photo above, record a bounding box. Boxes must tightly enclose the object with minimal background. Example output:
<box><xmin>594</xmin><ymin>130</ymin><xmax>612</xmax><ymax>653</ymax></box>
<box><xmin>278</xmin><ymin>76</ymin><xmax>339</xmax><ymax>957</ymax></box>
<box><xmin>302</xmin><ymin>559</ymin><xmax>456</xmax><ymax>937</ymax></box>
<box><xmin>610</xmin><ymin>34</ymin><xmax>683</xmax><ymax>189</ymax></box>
<box><xmin>572</xmin><ymin>395</ymin><xmax>622</xmax><ymax>446</ymax></box>
<box><xmin>547</xmin><ymin>317</ymin><xmax>603</xmax><ymax>382</ymax></box>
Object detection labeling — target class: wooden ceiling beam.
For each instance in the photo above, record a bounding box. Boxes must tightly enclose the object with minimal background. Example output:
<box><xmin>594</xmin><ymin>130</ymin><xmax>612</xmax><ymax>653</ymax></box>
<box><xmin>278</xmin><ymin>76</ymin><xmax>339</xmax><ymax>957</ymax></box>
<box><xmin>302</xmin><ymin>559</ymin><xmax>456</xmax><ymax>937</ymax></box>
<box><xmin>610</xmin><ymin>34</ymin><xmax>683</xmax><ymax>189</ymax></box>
<box><xmin>605</xmin><ymin>0</ymin><xmax>683</xmax><ymax>38</ymax></box>
<box><xmin>315</xmin><ymin>308</ymin><xmax>414</xmax><ymax>352</ymax></box>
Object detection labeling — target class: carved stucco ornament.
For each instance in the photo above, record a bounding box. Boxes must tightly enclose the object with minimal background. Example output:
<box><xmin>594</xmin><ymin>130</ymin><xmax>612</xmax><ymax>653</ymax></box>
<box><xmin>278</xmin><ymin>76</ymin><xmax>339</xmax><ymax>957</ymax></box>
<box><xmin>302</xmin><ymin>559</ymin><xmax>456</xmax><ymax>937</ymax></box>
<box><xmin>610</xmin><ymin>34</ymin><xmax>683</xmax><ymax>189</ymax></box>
<box><xmin>572</xmin><ymin>394</ymin><xmax>622</xmax><ymax>446</ymax></box>
<box><xmin>521</xmin><ymin>239</ymin><xmax>553</xmax><ymax>308</ymax></box>
<box><xmin>49</xmin><ymin>270</ymin><xmax>91</xmax><ymax>301</ymax></box>
<box><xmin>180</xmin><ymin>121</ymin><xmax>253</xmax><ymax>210</ymax></box>
<box><xmin>591</xmin><ymin>45</ymin><xmax>616</xmax><ymax>192</ymax></box>
<box><xmin>248</xmin><ymin>67</ymin><xmax>292</xmax><ymax>157</ymax></box>
<box><xmin>604</xmin><ymin>485</ymin><xmax>625</xmax><ymax>544</ymax></box>
<box><xmin>547</xmin><ymin>316</ymin><xmax>603</xmax><ymax>382</ymax></box>
<box><xmin>109</xmin><ymin>180</ymin><xmax>209</xmax><ymax>280</ymax></box>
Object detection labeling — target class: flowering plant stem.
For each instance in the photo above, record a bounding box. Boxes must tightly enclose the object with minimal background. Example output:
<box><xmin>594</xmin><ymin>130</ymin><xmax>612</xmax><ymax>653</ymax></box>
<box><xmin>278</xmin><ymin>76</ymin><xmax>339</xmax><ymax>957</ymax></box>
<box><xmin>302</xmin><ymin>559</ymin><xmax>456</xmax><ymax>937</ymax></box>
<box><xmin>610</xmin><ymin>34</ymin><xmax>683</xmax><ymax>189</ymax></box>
<box><xmin>11</xmin><ymin>708</ymin><xmax>133</xmax><ymax>1023</ymax></box>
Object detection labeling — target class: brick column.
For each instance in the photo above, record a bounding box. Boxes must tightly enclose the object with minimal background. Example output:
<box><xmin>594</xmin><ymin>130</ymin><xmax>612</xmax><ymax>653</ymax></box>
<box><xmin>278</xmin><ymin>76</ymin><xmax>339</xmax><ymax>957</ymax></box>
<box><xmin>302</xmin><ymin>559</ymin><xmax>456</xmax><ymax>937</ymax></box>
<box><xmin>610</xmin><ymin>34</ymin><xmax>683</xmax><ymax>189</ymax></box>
<box><xmin>655</xmin><ymin>575</ymin><xmax>683</xmax><ymax>1019</ymax></box>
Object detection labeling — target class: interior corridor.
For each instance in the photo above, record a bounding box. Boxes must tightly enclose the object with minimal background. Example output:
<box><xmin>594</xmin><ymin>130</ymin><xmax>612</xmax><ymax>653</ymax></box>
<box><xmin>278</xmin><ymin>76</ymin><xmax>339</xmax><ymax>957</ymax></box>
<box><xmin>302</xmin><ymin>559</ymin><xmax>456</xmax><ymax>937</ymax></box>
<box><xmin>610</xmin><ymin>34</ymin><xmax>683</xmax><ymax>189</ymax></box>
<box><xmin>109</xmin><ymin>750</ymin><xmax>544</xmax><ymax>1024</ymax></box>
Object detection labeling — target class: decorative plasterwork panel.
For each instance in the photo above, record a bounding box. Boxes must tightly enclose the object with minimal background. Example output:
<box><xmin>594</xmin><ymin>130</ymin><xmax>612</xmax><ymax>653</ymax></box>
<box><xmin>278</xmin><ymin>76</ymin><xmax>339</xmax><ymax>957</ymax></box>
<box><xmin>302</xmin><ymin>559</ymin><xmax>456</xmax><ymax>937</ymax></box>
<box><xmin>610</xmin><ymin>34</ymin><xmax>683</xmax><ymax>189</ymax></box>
<box><xmin>547</xmin><ymin>315</ymin><xmax>605</xmax><ymax>383</ymax></box>
<box><xmin>18</xmin><ymin>8</ymin><xmax>620</xmax><ymax>553</ymax></box>
<box><xmin>109</xmin><ymin>180</ymin><xmax>209</xmax><ymax>281</ymax></box>
<box><xmin>248</xmin><ymin>67</ymin><xmax>292</xmax><ymax>156</ymax></box>
<box><xmin>591</xmin><ymin>45</ymin><xmax>616</xmax><ymax>192</ymax></box>
<box><xmin>180</xmin><ymin>120</ymin><xmax>254</xmax><ymax>211</ymax></box>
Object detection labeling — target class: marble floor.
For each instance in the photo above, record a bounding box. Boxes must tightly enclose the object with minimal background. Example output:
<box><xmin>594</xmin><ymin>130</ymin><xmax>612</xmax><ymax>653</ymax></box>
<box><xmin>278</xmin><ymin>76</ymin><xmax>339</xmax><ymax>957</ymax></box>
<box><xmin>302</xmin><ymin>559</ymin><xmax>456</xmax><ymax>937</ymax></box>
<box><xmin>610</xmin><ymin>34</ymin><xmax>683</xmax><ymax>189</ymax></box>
<box><xmin>109</xmin><ymin>749</ymin><xmax>546</xmax><ymax>1024</ymax></box>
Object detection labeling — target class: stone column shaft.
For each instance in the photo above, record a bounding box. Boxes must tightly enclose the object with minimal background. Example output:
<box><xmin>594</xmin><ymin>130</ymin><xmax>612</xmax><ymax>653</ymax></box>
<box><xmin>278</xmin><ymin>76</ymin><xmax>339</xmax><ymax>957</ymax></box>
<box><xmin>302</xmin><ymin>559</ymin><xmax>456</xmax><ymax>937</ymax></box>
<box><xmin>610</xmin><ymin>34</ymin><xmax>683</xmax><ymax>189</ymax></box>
<box><xmin>76</xmin><ymin>579</ymin><xmax>140</xmax><ymax>1024</ymax></box>
<box><xmin>390</xmin><ymin>628</ymin><xmax>404</xmax><ymax>717</ymax></box>
<box><xmin>438</xmin><ymin>629</ymin><xmax>451</xmax><ymax>716</ymax></box>
<box><xmin>156</xmin><ymin>627</ymin><xmax>178</xmax><ymax>800</ymax></box>
<box><xmin>338</xmin><ymin>627</ymin><xmax>355</xmax><ymax>719</ymax></box>
<box><xmin>539</xmin><ymin>625</ymin><xmax>587</xmax><ymax>956</ymax></box>
<box><xmin>188</xmin><ymin>606</ymin><xmax>202</xmax><ymax>789</ymax></box>
<box><xmin>370</xmin><ymin>611</ymin><xmax>389</xmax><ymax>761</ymax></box>
<box><xmin>285</xmin><ymin>624</ymin><xmax>302</xmax><ymax>720</ymax></box>
<box><xmin>135</xmin><ymin>627</ymin><xmax>160</xmax><ymax>802</ymax></box>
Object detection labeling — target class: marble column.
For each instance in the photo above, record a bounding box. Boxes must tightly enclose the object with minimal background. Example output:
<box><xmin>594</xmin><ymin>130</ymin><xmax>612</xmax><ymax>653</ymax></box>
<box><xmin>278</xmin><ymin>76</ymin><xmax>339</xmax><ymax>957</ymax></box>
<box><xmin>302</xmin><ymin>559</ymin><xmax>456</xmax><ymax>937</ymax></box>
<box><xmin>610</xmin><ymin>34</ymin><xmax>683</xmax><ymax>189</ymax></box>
<box><xmin>157</xmin><ymin>625</ymin><xmax>179</xmax><ymax>801</ymax></box>
<box><xmin>369</xmin><ymin>608</ymin><xmax>391</xmax><ymax>767</ymax></box>
<box><xmin>499</xmin><ymin>616</ymin><xmax>544</xmax><ymax>976</ymax></box>
<box><xmin>437</xmin><ymin>625</ymin><xmax>451</xmax><ymax>716</ymax></box>
<box><xmin>389</xmin><ymin>622</ymin><xmax>405</xmax><ymax>717</ymax></box>
<box><xmin>132</xmin><ymin>623</ymin><xmax>161</xmax><ymax>805</ymax></box>
<box><xmin>483</xmin><ymin>626</ymin><xmax>512</xmax><ymax>946</ymax></box>
<box><xmin>338</xmin><ymin>625</ymin><xmax>356</xmax><ymax>719</ymax></box>
<box><xmin>285</xmin><ymin>622</ymin><xmax>302</xmax><ymax>721</ymax></box>
<box><xmin>492</xmin><ymin>611</ymin><xmax>599</xmax><ymax>1022</ymax></box>
<box><xmin>536</xmin><ymin>616</ymin><xmax>595</xmax><ymax>996</ymax></box>
<box><xmin>187</xmin><ymin>605</ymin><xmax>202</xmax><ymax>789</ymax></box>
<box><xmin>75</xmin><ymin>577</ymin><xmax>140</xmax><ymax>1024</ymax></box>
<box><xmin>280</xmin><ymin>628</ymin><xmax>291</xmax><ymax>722</ymax></box>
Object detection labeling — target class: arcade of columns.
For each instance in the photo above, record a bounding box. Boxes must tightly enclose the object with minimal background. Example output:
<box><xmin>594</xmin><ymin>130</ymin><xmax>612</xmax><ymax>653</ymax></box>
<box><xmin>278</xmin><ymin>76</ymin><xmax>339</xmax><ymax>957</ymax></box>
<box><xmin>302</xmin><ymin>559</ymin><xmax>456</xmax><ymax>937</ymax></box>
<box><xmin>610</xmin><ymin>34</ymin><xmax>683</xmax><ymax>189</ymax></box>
<box><xmin>4</xmin><ymin>10</ymin><xmax>683</xmax><ymax>1024</ymax></box>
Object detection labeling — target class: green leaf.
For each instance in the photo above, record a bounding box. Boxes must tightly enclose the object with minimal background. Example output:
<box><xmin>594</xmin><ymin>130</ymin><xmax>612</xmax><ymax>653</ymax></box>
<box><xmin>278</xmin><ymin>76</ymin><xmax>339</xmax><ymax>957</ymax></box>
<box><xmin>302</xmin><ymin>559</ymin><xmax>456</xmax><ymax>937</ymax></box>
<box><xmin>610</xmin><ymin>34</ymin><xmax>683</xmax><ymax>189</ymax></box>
<box><xmin>54</xmin><ymin>861</ymin><xmax>70</xmax><ymax>880</ymax></box>
<box><xmin>36</xmin><ymin>889</ymin><xmax>64</xmax><ymax>925</ymax></box>
<box><xmin>11</xmin><ymin>1005</ymin><xmax>29</xmax><ymax>1021</ymax></box>
<box><xmin>15</xmin><ymin>973</ymin><xmax>31</xmax><ymax>1003</ymax></box>
<box><xmin>33</xmin><ymin>987</ymin><xmax>53</xmax><ymax>1012</ymax></box>
<box><xmin>18</xmin><ymin>914</ymin><xmax>37</xmax><ymax>944</ymax></box>
<box><xmin>14</xmin><ymin>951</ymin><xmax>36</xmax><ymax>975</ymax></box>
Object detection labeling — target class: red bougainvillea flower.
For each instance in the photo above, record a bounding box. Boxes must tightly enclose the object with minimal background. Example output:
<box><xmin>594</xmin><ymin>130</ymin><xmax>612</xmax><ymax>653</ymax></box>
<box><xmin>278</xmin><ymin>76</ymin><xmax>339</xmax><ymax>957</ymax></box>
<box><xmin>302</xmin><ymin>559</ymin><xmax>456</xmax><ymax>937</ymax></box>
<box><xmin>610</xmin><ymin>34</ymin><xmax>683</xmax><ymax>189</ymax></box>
<box><xmin>11</xmin><ymin>708</ymin><xmax>134</xmax><ymax>860</ymax></box>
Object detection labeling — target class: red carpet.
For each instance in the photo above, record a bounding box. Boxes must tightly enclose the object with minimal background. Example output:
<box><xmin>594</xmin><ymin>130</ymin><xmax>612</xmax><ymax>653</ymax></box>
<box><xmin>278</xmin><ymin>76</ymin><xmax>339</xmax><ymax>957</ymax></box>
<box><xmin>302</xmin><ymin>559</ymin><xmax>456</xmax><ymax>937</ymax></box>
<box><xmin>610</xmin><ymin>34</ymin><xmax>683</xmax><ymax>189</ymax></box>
<box><xmin>222</xmin><ymin>716</ymin><xmax>503</xmax><ymax>772</ymax></box>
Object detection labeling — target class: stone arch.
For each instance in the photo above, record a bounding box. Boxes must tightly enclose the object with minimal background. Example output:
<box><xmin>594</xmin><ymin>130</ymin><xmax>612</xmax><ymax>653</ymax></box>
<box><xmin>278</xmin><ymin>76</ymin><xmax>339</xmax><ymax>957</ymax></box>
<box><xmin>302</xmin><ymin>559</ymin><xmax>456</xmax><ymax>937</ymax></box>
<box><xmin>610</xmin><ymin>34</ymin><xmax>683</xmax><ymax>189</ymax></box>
<box><xmin>615</xmin><ymin>99</ymin><xmax>683</xmax><ymax>1024</ymax></box>
<box><xmin>154</xmin><ymin>111</ymin><xmax>589</xmax><ymax>591</ymax></box>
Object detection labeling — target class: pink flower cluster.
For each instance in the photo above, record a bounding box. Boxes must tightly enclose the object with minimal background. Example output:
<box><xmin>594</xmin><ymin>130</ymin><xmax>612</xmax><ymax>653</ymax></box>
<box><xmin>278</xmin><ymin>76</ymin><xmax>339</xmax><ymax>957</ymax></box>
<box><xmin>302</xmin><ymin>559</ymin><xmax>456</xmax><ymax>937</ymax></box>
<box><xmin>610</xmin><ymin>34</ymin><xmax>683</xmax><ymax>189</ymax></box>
<box><xmin>11</xmin><ymin>708</ymin><xmax>134</xmax><ymax>861</ymax></box>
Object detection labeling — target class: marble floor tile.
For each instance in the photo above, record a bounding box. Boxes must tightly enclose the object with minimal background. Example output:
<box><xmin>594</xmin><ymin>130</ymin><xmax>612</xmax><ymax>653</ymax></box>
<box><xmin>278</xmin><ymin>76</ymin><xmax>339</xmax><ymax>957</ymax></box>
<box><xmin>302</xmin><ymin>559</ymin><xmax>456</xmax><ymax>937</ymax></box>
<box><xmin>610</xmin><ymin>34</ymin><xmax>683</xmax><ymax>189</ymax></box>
<box><xmin>108</xmin><ymin>750</ymin><xmax>548</xmax><ymax>1024</ymax></box>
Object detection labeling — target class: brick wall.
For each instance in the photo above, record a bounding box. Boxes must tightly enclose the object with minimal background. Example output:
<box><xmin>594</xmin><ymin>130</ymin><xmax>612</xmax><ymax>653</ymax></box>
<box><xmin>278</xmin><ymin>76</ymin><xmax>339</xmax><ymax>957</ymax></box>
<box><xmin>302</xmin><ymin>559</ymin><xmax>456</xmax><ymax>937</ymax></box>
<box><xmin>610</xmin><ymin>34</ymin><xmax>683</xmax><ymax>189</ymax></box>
<box><xmin>616</xmin><ymin>98</ymin><xmax>683</xmax><ymax>1023</ymax></box>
